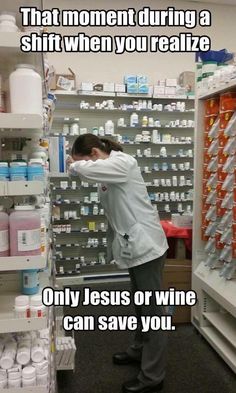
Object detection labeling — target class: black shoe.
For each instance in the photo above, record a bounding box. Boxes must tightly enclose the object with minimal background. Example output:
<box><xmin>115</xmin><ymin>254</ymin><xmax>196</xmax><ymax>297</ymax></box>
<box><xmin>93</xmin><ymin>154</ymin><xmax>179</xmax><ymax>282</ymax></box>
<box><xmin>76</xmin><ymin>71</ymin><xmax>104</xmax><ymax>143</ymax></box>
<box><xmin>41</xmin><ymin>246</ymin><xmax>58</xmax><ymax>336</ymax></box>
<box><xmin>113</xmin><ymin>352</ymin><xmax>141</xmax><ymax>365</ymax></box>
<box><xmin>122</xmin><ymin>378</ymin><xmax>164</xmax><ymax>393</ymax></box>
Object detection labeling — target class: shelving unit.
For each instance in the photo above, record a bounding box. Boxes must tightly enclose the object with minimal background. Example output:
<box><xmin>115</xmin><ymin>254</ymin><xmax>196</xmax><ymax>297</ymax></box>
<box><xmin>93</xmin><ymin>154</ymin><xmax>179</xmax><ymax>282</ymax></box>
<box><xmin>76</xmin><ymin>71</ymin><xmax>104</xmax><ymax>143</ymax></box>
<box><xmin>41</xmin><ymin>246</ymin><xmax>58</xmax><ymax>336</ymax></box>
<box><xmin>192</xmin><ymin>80</ymin><xmax>236</xmax><ymax>373</ymax></box>
<box><xmin>50</xmin><ymin>90</ymin><xmax>194</xmax><ymax>280</ymax></box>
<box><xmin>0</xmin><ymin>181</ymin><xmax>45</xmax><ymax>196</ymax></box>
<box><xmin>0</xmin><ymin>2</ymin><xmax>56</xmax><ymax>390</ymax></box>
<box><xmin>0</xmin><ymin>255</ymin><xmax>47</xmax><ymax>271</ymax></box>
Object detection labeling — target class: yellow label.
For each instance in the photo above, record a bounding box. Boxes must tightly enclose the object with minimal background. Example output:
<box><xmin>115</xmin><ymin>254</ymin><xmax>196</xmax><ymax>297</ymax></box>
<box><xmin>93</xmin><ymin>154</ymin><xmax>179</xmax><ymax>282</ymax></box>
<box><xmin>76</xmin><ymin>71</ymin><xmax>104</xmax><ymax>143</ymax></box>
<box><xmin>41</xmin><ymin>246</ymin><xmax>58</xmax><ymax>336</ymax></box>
<box><xmin>88</xmin><ymin>221</ymin><xmax>96</xmax><ymax>231</ymax></box>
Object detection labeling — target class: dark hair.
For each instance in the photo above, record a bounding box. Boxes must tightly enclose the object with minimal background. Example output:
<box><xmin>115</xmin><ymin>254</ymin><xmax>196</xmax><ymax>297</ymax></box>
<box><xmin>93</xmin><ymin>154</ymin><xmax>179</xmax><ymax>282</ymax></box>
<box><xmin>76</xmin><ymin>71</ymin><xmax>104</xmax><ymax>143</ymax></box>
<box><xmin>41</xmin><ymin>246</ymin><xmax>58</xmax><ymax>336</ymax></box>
<box><xmin>71</xmin><ymin>134</ymin><xmax>123</xmax><ymax>157</ymax></box>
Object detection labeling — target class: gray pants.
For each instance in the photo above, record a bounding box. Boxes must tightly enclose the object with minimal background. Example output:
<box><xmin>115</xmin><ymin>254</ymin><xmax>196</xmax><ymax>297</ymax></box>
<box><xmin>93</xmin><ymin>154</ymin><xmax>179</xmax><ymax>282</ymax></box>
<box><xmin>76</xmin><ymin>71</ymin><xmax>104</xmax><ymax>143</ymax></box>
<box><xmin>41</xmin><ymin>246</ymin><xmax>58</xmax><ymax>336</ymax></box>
<box><xmin>127</xmin><ymin>253</ymin><xmax>168</xmax><ymax>385</ymax></box>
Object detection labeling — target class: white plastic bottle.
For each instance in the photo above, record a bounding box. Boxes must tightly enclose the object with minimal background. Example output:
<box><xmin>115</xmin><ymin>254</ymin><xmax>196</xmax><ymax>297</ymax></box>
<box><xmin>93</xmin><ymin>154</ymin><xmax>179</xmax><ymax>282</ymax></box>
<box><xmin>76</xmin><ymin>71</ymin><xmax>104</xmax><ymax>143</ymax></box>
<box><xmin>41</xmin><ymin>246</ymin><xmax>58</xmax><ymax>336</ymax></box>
<box><xmin>0</xmin><ymin>206</ymin><xmax>9</xmax><ymax>257</ymax></box>
<box><xmin>105</xmin><ymin>120</ymin><xmax>114</xmax><ymax>135</ymax></box>
<box><xmin>30</xmin><ymin>295</ymin><xmax>46</xmax><ymax>318</ymax></box>
<box><xmin>0</xmin><ymin>13</ymin><xmax>18</xmax><ymax>32</ymax></box>
<box><xmin>130</xmin><ymin>113</ymin><xmax>139</xmax><ymax>127</ymax></box>
<box><xmin>22</xmin><ymin>366</ymin><xmax>36</xmax><ymax>387</ymax></box>
<box><xmin>9</xmin><ymin>64</ymin><xmax>42</xmax><ymax>115</ymax></box>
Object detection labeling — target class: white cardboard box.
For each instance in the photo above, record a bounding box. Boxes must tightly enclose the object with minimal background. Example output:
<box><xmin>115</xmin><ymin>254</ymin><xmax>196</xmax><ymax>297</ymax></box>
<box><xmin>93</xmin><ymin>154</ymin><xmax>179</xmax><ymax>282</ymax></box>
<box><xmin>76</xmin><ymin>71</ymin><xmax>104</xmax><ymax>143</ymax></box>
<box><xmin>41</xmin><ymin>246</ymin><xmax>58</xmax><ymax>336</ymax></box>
<box><xmin>165</xmin><ymin>86</ymin><xmax>177</xmax><ymax>95</ymax></box>
<box><xmin>115</xmin><ymin>83</ymin><xmax>126</xmax><ymax>93</ymax></box>
<box><xmin>171</xmin><ymin>214</ymin><xmax>193</xmax><ymax>228</ymax></box>
<box><xmin>166</xmin><ymin>78</ymin><xmax>178</xmax><ymax>87</ymax></box>
<box><xmin>80</xmin><ymin>82</ymin><xmax>93</xmax><ymax>91</ymax></box>
<box><xmin>154</xmin><ymin>85</ymin><xmax>165</xmax><ymax>95</ymax></box>
<box><xmin>103</xmin><ymin>82</ymin><xmax>115</xmax><ymax>92</ymax></box>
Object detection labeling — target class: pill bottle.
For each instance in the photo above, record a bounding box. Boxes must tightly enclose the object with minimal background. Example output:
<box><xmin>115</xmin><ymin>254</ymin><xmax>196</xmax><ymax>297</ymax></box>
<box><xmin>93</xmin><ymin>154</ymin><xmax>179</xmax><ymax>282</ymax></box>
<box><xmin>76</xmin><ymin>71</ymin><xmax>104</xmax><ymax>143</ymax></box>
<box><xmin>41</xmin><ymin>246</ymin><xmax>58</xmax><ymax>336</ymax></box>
<box><xmin>0</xmin><ymin>12</ymin><xmax>18</xmax><ymax>32</ymax></box>
<box><xmin>130</xmin><ymin>113</ymin><xmax>139</xmax><ymax>127</ymax></box>
<box><xmin>10</xmin><ymin>205</ymin><xmax>41</xmax><ymax>256</ymax></box>
<box><xmin>21</xmin><ymin>270</ymin><xmax>39</xmax><ymax>295</ymax></box>
<box><xmin>22</xmin><ymin>366</ymin><xmax>36</xmax><ymax>387</ymax></box>
<box><xmin>28</xmin><ymin>160</ymin><xmax>44</xmax><ymax>181</ymax></box>
<box><xmin>9</xmin><ymin>64</ymin><xmax>42</xmax><ymax>115</ymax></box>
<box><xmin>0</xmin><ymin>373</ymin><xmax>7</xmax><ymax>388</ymax></box>
<box><xmin>9</xmin><ymin>162</ymin><xmax>27</xmax><ymax>181</ymax></box>
<box><xmin>0</xmin><ymin>162</ymin><xmax>9</xmax><ymax>181</ymax></box>
<box><xmin>30</xmin><ymin>295</ymin><xmax>46</xmax><ymax>318</ymax></box>
<box><xmin>0</xmin><ymin>342</ymin><xmax>17</xmax><ymax>370</ymax></box>
<box><xmin>0</xmin><ymin>206</ymin><xmax>9</xmax><ymax>257</ymax></box>
<box><xmin>16</xmin><ymin>341</ymin><xmax>31</xmax><ymax>365</ymax></box>
<box><xmin>8</xmin><ymin>370</ymin><xmax>22</xmax><ymax>388</ymax></box>
<box><xmin>31</xmin><ymin>340</ymin><xmax>45</xmax><ymax>363</ymax></box>
<box><xmin>105</xmin><ymin>120</ymin><xmax>114</xmax><ymax>135</ymax></box>
<box><xmin>14</xmin><ymin>295</ymin><xmax>30</xmax><ymax>318</ymax></box>
<box><xmin>37</xmin><ymin>372</ymin><xmax>48</xmax><ymax>386</ymax></box>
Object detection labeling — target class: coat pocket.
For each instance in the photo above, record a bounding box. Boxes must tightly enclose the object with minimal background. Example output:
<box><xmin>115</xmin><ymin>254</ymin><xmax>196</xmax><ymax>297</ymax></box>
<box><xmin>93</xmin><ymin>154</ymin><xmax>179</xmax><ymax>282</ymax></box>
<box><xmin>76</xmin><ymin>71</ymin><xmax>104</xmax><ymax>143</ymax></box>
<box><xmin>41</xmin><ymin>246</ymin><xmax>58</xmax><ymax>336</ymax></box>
<box><xmin>112</xmin><ymin>223</ymin><xmax>154</xmax><ymax>261</ymax></box>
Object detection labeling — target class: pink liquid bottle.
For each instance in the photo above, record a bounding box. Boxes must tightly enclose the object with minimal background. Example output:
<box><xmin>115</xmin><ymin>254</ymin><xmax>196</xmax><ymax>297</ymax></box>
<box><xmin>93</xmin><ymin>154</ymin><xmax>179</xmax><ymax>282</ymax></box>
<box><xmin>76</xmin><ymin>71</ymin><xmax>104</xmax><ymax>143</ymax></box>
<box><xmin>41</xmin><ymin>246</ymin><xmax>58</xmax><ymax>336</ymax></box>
<box><xmin>0</xmin><ymin>206</ymin><xmax>9</xmax><ymax>257</ymax></box>
<box><xmin>10</xmin><ymin>205</ymin><xmax>41</xmax><ymax>256</ymax></box>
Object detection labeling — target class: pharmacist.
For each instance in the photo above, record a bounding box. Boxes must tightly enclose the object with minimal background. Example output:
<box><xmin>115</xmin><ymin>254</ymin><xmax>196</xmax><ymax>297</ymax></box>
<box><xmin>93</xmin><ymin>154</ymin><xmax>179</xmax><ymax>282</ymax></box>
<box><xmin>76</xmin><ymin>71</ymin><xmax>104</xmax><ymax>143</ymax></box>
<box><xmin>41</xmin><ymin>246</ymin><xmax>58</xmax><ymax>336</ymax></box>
<box><xmin>67</xmin><ymin>133</ymin><xmax>168</xmax><ymax>393</ymax></box>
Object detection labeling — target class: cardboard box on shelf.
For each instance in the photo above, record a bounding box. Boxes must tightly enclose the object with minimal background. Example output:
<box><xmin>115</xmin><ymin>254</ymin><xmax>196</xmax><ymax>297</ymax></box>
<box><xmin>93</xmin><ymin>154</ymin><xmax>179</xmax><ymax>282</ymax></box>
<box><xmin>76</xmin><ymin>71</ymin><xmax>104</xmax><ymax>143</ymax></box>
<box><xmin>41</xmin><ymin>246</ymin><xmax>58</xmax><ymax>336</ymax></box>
<box><xmin>115</xmin><ymin>83</ymin><xmax>126</xmax><ymax>93</ymax></box>
<box><xmin>171</xmin><ymin>214</ymin><xmax>193</xmax><ymax>228</ymax></box>
<box><xmin>103</xmin><ymin>82</ymin><xmax>115</xmax><ymax>92</ymax></box>
<box><xmin>163</xmin><ymin>258</ymin><xmax>192</xmax><ymax>324</ymax></box>
<box><xmin>80</xmin><ymin>82</ymin><xmax>93</xmax><ymax>91</ymax></box>
<box><xmin>165</xmin><ymin>78</ymin><xmax>177</xmax><ymax>87</ymax></box>
<box><xmin>138</xmin><ymin>83</ymin><xmax>149</xmax><ymax>94</ymax></box>
<box><xmin>50</xmin><ymin>68</ymin><xmax>76</xmax><ymax>91</ymax></box>
<box><xmin>164</xmin><ymin>86</ymin><xmax>177</xmax><ymax>96</ymax></box>
<box><xmin>153</xmin><ymin>85</ymin><xmax>165</xmax><ymax>96</ymax></box>
<box><xmin>127</xmin><ymin>83</ymin><xmax>139</xmax><ymax>94</ymax></box>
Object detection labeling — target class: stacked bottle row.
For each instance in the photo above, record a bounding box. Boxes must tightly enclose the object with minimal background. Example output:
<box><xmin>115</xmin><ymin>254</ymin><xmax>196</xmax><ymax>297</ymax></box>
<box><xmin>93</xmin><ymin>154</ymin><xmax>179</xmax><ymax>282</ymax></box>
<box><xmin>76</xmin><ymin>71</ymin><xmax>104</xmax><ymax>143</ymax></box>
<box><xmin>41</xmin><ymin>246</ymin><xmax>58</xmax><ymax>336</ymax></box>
<box><xmin>202</xmin><ymin>92</ymin><xmax>236</xmax><ymax>279</ymax></box>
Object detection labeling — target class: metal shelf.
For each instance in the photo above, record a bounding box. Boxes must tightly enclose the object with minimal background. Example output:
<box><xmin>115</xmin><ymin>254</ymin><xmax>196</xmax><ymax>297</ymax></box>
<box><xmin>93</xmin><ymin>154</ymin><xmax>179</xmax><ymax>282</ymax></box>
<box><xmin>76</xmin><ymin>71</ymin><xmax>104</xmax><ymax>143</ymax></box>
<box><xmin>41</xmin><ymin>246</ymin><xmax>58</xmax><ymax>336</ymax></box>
<box><xmin>0</xmin><ymin>113</ymin><xmax>43</xmax><ymax>132</ymax></box>
<box><xmin>200</xmin><ymin>326</ymin><xmax>236</xmax><ymax>373</ymax></box>
<box><xmin>0</xmin><ymin>292</ymin><xmax>48</xmax><ymax>333</ymax></box>
<box><xmin>54</xmin><ymin>90</ymin><xmax>195</xmax><ymax>100</ymax></box>
<box><xmin>203</xmin><ymin>312</ymin><xmax>236</xmax><ymax>349</ymax></box>
<box><xmin>198</xmin><ymin>80</ymin><xmax>236</xmax><ymax>99</ymax></box>
<box><xmin>194</xmin><ymin>263</ymin><xmax>236</xmax><ymax>318</ymax></box>
<box><xmin>49</xmin><ymin>172</ymin><xmax>69</xmax><ymax>178</ymax></box>
<box><xmin>0</xmin><ymin>181</ymin><xmax>44</xmax><ymax>196</ymax></box>
<box><xmin>1</xmin><ymin>387</ymin><xmax>48</xmax><ymax>393</ymax></box>
<box><xmin>0</xmin><ymin>255</ymin><xmax>47</xmax><ymax>271</ymax></box>
<box><xmin>117</xmin><ymin>126</ymin><xmax>194</xmax><ymax>130</ymax></box>
<box><xmin>53</xmin><ymin>108</ymin><xmax>194</xmax><ymax>115</ymax></box>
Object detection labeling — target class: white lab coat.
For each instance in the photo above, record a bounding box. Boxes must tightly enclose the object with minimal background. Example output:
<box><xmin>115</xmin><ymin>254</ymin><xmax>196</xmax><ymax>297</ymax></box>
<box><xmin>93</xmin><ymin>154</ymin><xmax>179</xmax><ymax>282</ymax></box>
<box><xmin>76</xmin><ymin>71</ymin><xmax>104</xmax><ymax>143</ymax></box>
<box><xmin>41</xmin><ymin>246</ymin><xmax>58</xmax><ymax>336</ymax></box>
<box><xmin>69</xmin><ymin>150</ymin><xmax>168</xmax><ymax>269</ymax></box>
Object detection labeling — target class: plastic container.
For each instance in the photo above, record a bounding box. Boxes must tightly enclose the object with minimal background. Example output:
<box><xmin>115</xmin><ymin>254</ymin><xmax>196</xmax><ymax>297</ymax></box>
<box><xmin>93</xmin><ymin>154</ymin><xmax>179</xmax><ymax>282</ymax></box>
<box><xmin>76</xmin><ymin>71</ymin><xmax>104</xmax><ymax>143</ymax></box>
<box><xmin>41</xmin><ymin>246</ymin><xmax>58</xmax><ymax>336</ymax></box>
<box><xmin>9</xmin><ymin>64</ymin><xmax>42</xmax><ymax>115</ymax></box>
<box><xmin>30</xmin><ymin>295</ymin><xmax>46</xmax><ymax>318</ymax></box>
<box><xmin>17</xmin><ymin>342</ymin><xmax>31</xmax><ymax>365</ymax></box>
<box><xmin>37</xmin><ymin>372</ymin><xmax>48</xmax><ymax>386</ymax></box>
<box><xmin>9</xmin><ymin>162</ymin><xmax>27</xmax><ymax>181</ymax></box>
<box><xmin>0</xmin><ymin>373</ymin><xmax>7</xmax><ymax>388</ymax></box>
<box><xmin>0</xmin><ymin>12</ymin><xmax>18</xmax><ymax>32</ymax></box>
<box><xmin>0</xmin><ymin>206</ymin><xmax>9</xmax><ymax>257</ymax></box>
<box><xmin>0</xmin><ymin>162</ymin><xmax>9</xmax><ymax>181</ymax></box>
<box><xmin>22</xmin><ymin>366</ymin><xmax>36</xmax><ymax>387</ymax></box>
<box><xmin>27</xmin><ymin>161</ymin><xmax>44</xmax><ymax>181</ymax></box>
<box><xmin>0</xmin><ymin>342</ymin><xmax>17</xmax><ymax>370</ymax></box>
<box><xmin>130</xmin><ymin>113</ymin><xmax>139</xmax><ymax>127</ymax></box>
<box><xmin>10</xmin><ymin>205</ymin><xmax>41</xmax><ymax>256</ymax></box>
<box><xmin>31</xmin><ymin>340</ymin><xmax>45</xmax><ymax>363</ymax></box>
<box><xmin>8</xmin><ymin>376</ymin><xmax>21</xmax><ymax>388</ymax></box>
<box><xmin>21</xmin><ymin>270</ymin><xmax>39</xmax><ymax>295</ymax></box>
<box><xmin>15</xmin><ymin>295</ymin><xmax>30</xmax><ymax>318</ymax></box>
<box><xmin>104</xmin><ymin>120</ymin><xmax>114</xmax><ymax>135</ymax></box>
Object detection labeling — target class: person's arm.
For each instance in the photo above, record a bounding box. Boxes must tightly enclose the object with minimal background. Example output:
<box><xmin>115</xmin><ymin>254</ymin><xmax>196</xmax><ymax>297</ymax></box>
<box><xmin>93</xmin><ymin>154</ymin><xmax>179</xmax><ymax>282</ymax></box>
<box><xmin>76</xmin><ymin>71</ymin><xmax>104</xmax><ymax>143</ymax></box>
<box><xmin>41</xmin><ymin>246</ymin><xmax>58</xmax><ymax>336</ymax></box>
<box><xmin>69</xmin><ymin>154</ymin><xmax>132</xmax><ymax>184</ymax></box>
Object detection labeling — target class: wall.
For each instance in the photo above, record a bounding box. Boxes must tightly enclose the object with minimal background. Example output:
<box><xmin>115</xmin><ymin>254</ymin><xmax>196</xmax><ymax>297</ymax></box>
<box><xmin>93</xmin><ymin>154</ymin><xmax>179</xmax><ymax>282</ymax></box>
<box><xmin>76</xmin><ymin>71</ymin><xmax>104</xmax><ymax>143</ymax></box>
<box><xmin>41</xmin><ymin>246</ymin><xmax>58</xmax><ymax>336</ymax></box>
<box><xmin>45</xmin><ymin>0</ymin><xmax>236</xmax><ymax>84</ymax></box>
